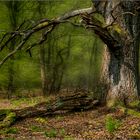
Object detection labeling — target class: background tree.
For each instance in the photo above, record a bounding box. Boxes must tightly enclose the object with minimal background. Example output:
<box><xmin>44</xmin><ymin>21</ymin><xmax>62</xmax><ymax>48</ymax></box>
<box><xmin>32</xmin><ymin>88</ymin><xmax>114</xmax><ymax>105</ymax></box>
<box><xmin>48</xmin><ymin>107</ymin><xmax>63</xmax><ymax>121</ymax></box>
<box><xmin>36</xmin><ymin>1</ymin><xmax>48</xmax><ymax>96</ymax></box>
<box><xmin>3</xmin><ymin>1</ymin><xmax>23</xmax><ymax>98</ymax></box>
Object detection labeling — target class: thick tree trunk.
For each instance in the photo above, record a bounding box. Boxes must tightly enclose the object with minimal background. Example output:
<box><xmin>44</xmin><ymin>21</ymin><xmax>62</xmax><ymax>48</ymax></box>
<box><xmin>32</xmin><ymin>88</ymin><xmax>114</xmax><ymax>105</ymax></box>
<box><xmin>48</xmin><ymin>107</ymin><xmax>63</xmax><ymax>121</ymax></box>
<box><xmin>102</xmin><ymin>45</ymin><xmax>138</xmax><ymax>106</ymax></box>
<box><xmin>91</xmin><ymin>0</ymin><xmax>140</xmax><ymax>105</ymax></box>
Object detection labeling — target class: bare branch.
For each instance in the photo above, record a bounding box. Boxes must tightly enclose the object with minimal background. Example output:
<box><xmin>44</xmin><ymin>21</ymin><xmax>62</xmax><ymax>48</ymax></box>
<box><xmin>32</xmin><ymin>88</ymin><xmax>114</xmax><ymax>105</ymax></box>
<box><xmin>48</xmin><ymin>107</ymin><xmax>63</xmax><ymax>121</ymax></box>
<box><xmin>26</xmin><ymin>25</ymin><xmax>55</xmax><ymax>52</ymax></box>
<box><xmin>0</xmin><ymin>7</ymin><xmax>94</xmax><ymax>67</ymax></box>
<box><xmin>0</xmin><ymin>31</ymin><xmax>33</xmax><ymax>68</ymax></box>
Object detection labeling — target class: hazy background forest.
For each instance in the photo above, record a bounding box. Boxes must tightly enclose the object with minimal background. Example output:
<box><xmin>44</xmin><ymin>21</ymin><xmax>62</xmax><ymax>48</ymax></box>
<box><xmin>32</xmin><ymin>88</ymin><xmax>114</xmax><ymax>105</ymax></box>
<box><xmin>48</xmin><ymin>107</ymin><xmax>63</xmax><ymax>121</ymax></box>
<box><xmin>0</xmin><ymin>0</ymin><xmax>104</xmax><ymax>98</ymax></box>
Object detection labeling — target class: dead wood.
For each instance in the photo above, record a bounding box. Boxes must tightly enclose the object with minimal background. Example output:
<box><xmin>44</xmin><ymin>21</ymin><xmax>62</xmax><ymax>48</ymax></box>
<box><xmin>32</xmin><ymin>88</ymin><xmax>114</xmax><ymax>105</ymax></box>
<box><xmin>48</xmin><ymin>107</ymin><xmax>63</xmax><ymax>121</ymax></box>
<box><xmin>0</xmin><ymin>92</ymin><xmax>99</xmax><ymax>128</ymax></box>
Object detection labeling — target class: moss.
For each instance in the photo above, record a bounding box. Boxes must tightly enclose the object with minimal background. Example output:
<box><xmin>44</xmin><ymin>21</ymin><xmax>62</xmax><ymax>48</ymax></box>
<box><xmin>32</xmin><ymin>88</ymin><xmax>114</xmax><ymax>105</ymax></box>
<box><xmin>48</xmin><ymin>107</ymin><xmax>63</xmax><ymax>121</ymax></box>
<box><xmin>127</xmin><ymin>109</ymin><xmax>140</xmax><ymax>117</ymax></box>
<box><xmin>129</xmin><ymin>100</ymin><xmax>140</xmax><ymax>109</ymax></box>
<box><xmin>4</xmin><ymin>112</ymin><xmax>16</xmax><ymax>122</ymax></box>
<box><xmin>119</xmin><ymin>107</ymin><xmax>140</xmax><ymax>117</ymax></box>
<box><xmin>0</xmin><ymin>127</ymin><xmax>18</xmax><ymax>135</ymax></box>
<box><xmin>112</xmin><ymin>24</ymin><xmax>123</xmax><ymax>34</ymax></box>
<box><xmin>30</xmin><ymin>125</ymin><xmax>42</xmax><ymax>132</ymax></box>
<box><xmin>0</xmin><ymin>112</ymin><xmax>16</xmax><ymax>128</ymax></box>
<box><xmin>107</xmin><ymin>99</ymin><xmax>116</xmax><ymax>108</ymax></box>
<box><xmin>6</xmin><ymin>127</ymin><xmax>18</xmax><ymax>134</ymax></box>
<box><xmin>33</xmin><ymin>21</ymin><xmax>49</xmax><ymax>30</ymax></box>
<box><xmin>0</xmin><ymin>109</ymin><xmax>11</xmax><ymax>116</ymax></box>
<box><xmin>107</xmin><ymin>99</ymin><xmax>124</xmax><ymax>108</ymax></box>
<box><xmin>108</xmin><ymin>23</ymin><xmax>127</xmax><ymax>40</ymax></box>
<box><xmin>92</xmin><ymin>13</ymin><xmax>105</xmax><ymax>27</ymax></box>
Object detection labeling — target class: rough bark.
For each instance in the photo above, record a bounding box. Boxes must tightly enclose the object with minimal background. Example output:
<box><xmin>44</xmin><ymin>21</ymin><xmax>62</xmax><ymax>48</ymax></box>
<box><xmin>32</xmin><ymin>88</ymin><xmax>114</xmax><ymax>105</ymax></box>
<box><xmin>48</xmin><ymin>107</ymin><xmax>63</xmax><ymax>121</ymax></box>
<box><xmin>0</xmin><ymin>92</ymin><xmax>99</xmax><ymax>128</ymax></box>
<box><xmin>90</xmin><ymin>0</ymin><xmax>140</xmax><ymax>105</ymax></box>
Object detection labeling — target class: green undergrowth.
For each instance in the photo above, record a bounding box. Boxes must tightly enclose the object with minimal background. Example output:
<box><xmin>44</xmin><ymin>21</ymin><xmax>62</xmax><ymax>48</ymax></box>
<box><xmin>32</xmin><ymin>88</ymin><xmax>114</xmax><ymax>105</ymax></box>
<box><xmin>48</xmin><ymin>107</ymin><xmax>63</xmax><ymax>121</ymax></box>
<box><xmin>30</xmin><ymin>125</ymin><xmax>42</xmax><ymax>132</ymax></box>
<box><xmin>0</xmin><ymin>127</ymin><xmax>18</xmax><ymax>135</ymax></box>
<box><xmin>0</xmin><ymin>96</ymin><xmax>50</xmax><ymax>110</ymax></box>
<box><xmin>0</xmin><ymin>111</ymin><xmax>16</xmax><ymax>128</ymax></box>
<box><xmin>128</xmin><ymin>109</ymin><xmax>140</xmax><ymax>117</ymax></box>
<box><xmin>44</xmin><ymin>129</ymin><xmax>57</xmax><ymax>138</ymax></box>
<box><xmin>11</xmin><ymin>96</ymin><xmax>47</xmax><ymax>108</ymax></box>
<box><xmin>105</xmin><ymin>115</ymin><xmax>121</xmax><ymax>133</ymax></box>
<box><xmin>44</xmin><ymin>128</ymin><xmax>67</xmax><ymax>138</ymax></box>
<box><xmin>107</xmin><ymin>99</ymin><xmax>140</xmax><ymax>117</ymax></box>
<box><xmin>129</xmin><ymin>100</ymin><xmax>140</xmax><ymax>109</ymax></box>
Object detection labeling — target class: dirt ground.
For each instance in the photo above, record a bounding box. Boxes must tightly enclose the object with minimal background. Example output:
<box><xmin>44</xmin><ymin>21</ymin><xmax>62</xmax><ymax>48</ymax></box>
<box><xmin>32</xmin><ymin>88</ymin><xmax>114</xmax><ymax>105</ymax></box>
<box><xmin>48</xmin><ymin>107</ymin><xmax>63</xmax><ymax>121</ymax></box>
<box><xmin>0</xmin><ymin>97</ymin><xmax>140</xmax><ymax>140</ymax></box>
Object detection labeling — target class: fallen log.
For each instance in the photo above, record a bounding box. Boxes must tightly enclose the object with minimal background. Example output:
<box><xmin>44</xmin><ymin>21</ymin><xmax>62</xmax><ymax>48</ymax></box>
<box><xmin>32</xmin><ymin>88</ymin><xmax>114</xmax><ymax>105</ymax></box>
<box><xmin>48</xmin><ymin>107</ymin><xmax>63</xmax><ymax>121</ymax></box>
<box><xmin>0</xmin><ymin>92</ymin><xmax>99</xmax><ymax>128</ymax></box>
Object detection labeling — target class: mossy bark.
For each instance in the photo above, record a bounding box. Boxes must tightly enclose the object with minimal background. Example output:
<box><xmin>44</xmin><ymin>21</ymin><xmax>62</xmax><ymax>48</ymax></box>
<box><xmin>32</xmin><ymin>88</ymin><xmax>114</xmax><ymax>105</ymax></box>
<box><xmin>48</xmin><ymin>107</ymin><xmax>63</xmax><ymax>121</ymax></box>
<box><xmin>0</xmin><ymin>111</ymin><xmax>16</xmax><ymax>128</ymax></box>
<box><xmin>0</xmin><ymin>92</ymin><xmax>99</xmax><ymax>128</ymax></box>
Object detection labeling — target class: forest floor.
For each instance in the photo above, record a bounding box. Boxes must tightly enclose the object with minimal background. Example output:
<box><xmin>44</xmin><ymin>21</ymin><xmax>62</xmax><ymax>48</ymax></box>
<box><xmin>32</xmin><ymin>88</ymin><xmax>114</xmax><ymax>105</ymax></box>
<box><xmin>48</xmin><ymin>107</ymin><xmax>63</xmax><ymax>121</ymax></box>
<box><xmin>0</xmin><ymin>96</ymin><xmax>140</xmax><ymax>140</ymax></box>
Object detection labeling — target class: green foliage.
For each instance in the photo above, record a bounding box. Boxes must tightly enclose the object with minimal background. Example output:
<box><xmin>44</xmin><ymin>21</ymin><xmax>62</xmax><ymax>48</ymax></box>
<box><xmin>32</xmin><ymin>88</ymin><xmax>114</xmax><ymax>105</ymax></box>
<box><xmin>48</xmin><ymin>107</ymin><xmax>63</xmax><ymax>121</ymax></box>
<box><xmin>0</xmin><ymin>109</ymin><xmax>11</xmax><ymax>116</ymax></box>
<box><xmin>5</xmin><ymin>127</ymin><xmax>18</xmax><ymax>134</ymax></box>
<box><xmin>5</xmin><ymin>112</ymin><xmax>16</xmax><ymax>122</ymax></box>
<box><xmin>126</xmin><ymin>108</ymin><xmax>140</xmax><ymax>117</ymax></box>
<box><xmin>44</xmin><ymin>128</ymin><xmax>66</xmax><ymax>138</ymax></box>
<box><xmin>0</xmin><ymin>127</ymin><xmax>18</xmax><ymax>135</ymax></box>
<box><xmin>35</xmin><ymin>117</ymin><xmax>48</xmax><ymax>123</ymax></box>
<box><xmin>129</xmin><ymin>100</ymin><xmax>140</xmax><ymax>109</ymax></box>
<box><xmin>0</xmin><ymin>112</ymin><xmax>16</xmax><ymax>128</ymax></box>
<box><xmin>59</xmin><ymin>128</ymin><xmax>66</xmax><ymax>136</ymax></box>
<box><xmin>44</xmin><ymin>129</ymin><xmax>57</xmax><ymax>138</ymax></box>
<box><xmin>11</xmin><ymin>97</ymin><xmax>43</xmax><ymax>107</ymax></box>
<box><xmin>105</xmin><ymin>115</ymin><xmax>121</xmax><ymax>133</ymax></box>
<box><xmin>30</xmin><ymin>125</ymin><xmax>42</xmax><ymax>132</ymax></box>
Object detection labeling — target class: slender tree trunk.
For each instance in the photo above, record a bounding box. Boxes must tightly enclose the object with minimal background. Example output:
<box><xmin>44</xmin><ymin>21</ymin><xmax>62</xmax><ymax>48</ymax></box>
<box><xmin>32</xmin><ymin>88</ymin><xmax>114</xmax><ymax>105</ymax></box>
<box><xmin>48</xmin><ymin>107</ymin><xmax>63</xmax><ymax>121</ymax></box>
<box><xmin>37</xmin><ymin>1</ymin><xmax>48</xmax><ymax>96</ymax></box>
<box><xmin>39</xmin><ymin>44</ymin><xmax>47</xmax><ymax>96</ymax></box>
<box><xmin>5</xmin><ymin>1</ymin><xmax>21</xmax><ymax>98</ymax></box>
<box><xmin>7</xmin><ymin>51</ymin><xmax>14</xmax><ymax>98</ymax></box>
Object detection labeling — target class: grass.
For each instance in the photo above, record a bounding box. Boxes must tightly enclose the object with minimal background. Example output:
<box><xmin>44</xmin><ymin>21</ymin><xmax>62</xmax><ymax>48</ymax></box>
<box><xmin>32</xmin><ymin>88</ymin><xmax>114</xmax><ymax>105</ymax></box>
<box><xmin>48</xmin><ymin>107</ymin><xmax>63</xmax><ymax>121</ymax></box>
<box><xmin>105</xmin><ymin>115</ymin><xmax>121</xmax><ymax>133</ymax></box>
<box><xmin>0</xmin><ymin>127</ymin><xmax>18</xmax><ymax>135</ymax></box>
<box><xmin>30</xmin><ymin>125</ymin><xmax>42</xmax><ymax>132</ymax></box>
<box><xmin>0</xmin><ymin>96</ymin><xmax>47</xmax><ymax>109</ymax></box>
<box><xmin>44</xmin><ymin>128</ymin><xmax>66</xmax><ymax>138</ymax></box>
<box><xmin>44</xmin><ymin>129</ymin><xmax>57</xmax><ymax>138</ymax></box>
